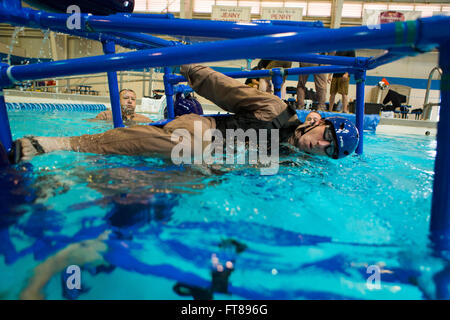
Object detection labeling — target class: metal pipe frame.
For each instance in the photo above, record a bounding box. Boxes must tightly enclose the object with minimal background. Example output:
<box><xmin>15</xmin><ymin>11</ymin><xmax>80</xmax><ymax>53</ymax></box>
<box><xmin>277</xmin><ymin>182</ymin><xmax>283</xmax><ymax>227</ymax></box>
<box><xmin>163</xmin><ymin>67</ymin><xmax>175</xmax><ymax>119</ymax></box>
<box><xmin>102</xmin><ymin>41</ymin><xmax>124</xmax><ymax>128</ymax></box>
<box><xmin>0</xmin><ymin>1</ymin><xmax>449</xmax><ymax>259</ymax></box>
<box><xmin>430</xmin><ymin>40</ymin><xmax>450</xmax><ymax>255</ymax></box>
<box><xmin>108</xmin><ymin>32</ymin><xmax>179</xmax><ymax>48</ymax></box>
<box><xmin>5</xmin><ymin>10</ymin><xmax>328</xmax><ymax>39</ymax></box>
<box><xmin>169</xmin><ymin>65</ymin><xmax>356</xmax><ymax>84</ymax></box>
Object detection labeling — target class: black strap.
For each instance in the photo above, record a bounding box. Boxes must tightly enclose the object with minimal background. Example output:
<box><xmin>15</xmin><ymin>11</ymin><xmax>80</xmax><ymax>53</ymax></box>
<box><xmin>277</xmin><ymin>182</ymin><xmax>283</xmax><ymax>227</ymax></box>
<box><xmin>25</xmin><ymin>136</ymin><xmax>46</xmax><ymax>154</ymax></box>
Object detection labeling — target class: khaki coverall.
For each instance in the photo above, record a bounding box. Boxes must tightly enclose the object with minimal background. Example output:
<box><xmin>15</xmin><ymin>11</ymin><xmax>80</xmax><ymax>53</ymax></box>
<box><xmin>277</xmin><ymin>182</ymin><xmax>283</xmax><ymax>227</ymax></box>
<box><xmin>69</xmin><ymin>65</ymin><xmax>293</xmax><ymax>157</ymax></box>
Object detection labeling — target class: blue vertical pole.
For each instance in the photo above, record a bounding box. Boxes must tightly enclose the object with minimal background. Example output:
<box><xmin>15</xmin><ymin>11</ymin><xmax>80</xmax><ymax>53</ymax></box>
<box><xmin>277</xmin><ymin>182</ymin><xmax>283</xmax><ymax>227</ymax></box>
<box><xmin>430</xmin><ymin>41</ymin><xmax>450</xmax><ymax>255</ymax></box>
<box><xmin>163</xmin><ymin>67</ymin><xmax>175</xmax><ymax>119</ymax></box>
<box><xmin>102</xmin><ymin>41</ymin><xmax>124</xmax><ymax>128</ymax></box>
<box><xmin>0</xmin><ymin>88</ymin><xmax>12</xmax><ymax>152</ymax></box>
<box><xmin>354</xmin><ymin>70</ymin><xmax>366</xmax><ymax>155</ymax></box>
<box><xmin>271</xmin><ymin>68</ymin><xmax>283</xmax><ymax>99</ymax></box>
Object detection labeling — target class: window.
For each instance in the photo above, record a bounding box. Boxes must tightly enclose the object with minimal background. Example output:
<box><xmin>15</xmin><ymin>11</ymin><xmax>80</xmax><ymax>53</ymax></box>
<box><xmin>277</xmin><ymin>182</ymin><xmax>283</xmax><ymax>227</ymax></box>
<box><xmin>194</xmin><ymin>0</ymin><xmax>215</xmax><ymax>13</ymax></box>
<box><xmin>168</xmin><ymin>0</ymin><xmax>180</xmax><ymax>12</ymax></box>
<box><xmin>388</xmin><ymin>5</ymin><xmax>414</xmax><ymax>12</ymax></box>
<box><xmin>137</xmin><ymin>1</ymin><xmax>450</xmax><ymax>21</ymax></box>
<box><xmin>216</xmin><ymin>0</ymin><xmax>238</xmax><ymax>6</ymax></box>
<box><xmin>363</xmin><ymin>4</ymin><xmax>388</xmax><ymax>12</ymax></box>
<box><xmin>415</xmin><ymin>5</ymin><xmax>441</xmax><ymax>18</ymax></box>
<box><xmin>133</xmin><ymin>0</ymin><xmax>148</xmax><ymax>12</ymax></box>
<box><xmin>147</xmin><ymin>0</ymin><xmax>169</xmax><ymax>12</ymax></box>
<box><xmin>239</xmin><ymin>1</ymin><xmax>261</xmax><ymax>15</ymax></box>
<box><xmin>342</xmin><ymin>3</ymin><xmax>362</xmax><ymax>18</ymax></box>
<box><xmin>285</xmin><ymin>1</ymin><xmax>307</xmax><ymax>10</ymax></box>
<box><xmin>307</xmin><ymin>2</ymin><xmax>331</xmax><ymax>17</ymax></box>
<box><xmin>261</xmin><ymin>2</ymin><xmax>284</xmax><ymax>8</ymax></box>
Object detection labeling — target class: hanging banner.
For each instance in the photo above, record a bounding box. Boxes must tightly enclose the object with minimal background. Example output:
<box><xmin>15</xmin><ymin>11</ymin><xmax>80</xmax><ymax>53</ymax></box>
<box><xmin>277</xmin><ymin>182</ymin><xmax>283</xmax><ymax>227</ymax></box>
<box><xmin>363</xmin><ymin>10</ymin><xmax>422</xmax><ymax>27</ymax></box>
<box><xmin>211</xmin><ymin>6</ymin><xmax>251</xmax><ymax>22</ymax></box>
<box><xmin>260</xmin><ymin>7</ymin><xmax>303</xmax><ymax>21</ymax></box>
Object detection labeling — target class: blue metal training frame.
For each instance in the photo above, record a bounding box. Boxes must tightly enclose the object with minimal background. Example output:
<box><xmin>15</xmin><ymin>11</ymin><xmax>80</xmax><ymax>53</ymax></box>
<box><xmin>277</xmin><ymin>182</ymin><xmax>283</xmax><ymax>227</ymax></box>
<box><xmin>0</xmin><ymin>0</ymin><xmax>449</xmax><ymax>256</ymax></box>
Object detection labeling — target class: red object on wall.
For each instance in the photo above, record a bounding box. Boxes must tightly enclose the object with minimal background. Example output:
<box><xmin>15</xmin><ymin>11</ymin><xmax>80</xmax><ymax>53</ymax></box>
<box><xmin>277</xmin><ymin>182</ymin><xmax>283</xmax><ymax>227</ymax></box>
<box><xmin>379</xmin><ymin>11</ymin><xmax>405</xmax><ymax>24</ymax></box>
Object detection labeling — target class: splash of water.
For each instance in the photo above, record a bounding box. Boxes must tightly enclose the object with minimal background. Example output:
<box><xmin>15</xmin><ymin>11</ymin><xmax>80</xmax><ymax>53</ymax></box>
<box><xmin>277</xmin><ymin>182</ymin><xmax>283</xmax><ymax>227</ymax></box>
<box><xmin>7</xmin><ymin>26</ymin><xmax>24</xmax><ymax>65</ymax></box>
<box><xmin>37</xmin><ymin>29</ymin><xmax>51</xmax><ymax>64</ymax></box>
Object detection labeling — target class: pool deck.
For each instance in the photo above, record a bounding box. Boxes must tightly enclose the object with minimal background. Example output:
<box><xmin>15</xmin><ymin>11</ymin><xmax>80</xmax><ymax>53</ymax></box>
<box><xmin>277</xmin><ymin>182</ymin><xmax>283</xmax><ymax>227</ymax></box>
<box><xmin>377</xmin><ymin>118</ymin><xmax>437</xmax><ymax>136</ymax></box>
<box><xmin>4</xmin><ymin>89</ymin><xmax>114</xmax><ymax>105</ymax></box>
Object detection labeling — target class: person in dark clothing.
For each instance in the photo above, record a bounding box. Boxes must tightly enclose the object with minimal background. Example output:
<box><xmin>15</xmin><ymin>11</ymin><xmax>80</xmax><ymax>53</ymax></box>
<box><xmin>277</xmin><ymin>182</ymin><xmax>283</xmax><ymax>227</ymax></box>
<box><xmin>382</xmin><ymin>89</ymin><xmax>407</xmax><ymax>110</ymax></box>
<box><xmin>327</xmin><ymin>50</ymin><xmax>356</xmax><ymax>113</ymax></box>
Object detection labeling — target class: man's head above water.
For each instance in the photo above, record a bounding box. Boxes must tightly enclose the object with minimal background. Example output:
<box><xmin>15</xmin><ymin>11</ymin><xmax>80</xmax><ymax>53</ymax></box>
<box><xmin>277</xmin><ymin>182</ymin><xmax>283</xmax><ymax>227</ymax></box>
<box><xmin>288</xmin><ymin>116</ymin><xmax>359</xmax><ymax>159</ymax></box>
<box><xmin>119</xmin><ymin>89</ymin><xmax>137</xmax><ymax>117</ymax></box>
<box><xmin>305</xmin><ymin>111</ymin><xmax>322</xmax><ymax>126</ymax></box>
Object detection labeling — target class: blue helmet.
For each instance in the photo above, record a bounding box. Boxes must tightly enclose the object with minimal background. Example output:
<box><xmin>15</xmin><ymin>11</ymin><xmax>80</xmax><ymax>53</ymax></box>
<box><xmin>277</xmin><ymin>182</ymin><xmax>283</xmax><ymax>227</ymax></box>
<box><xmin>164</xmin><ymin>92</ymin><xmax>203</xmax><ymax>118</ymax></box>
<box><xmin>325</xmin><ymin>116</ymin><xmax>359</xmax><ymax>159</ymax></box>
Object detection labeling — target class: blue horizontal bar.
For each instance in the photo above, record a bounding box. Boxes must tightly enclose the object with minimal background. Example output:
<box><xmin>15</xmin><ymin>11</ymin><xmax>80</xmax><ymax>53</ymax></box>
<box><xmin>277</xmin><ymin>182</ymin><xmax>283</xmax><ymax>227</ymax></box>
<box><xmin>128</xmin><ymin>13</ymin><xmax>175</xmax><ymax>19</ymax></box>
<box><xmin>286</xmin><ymin>65</ymin><xmax>354</xmax><ymax>75</ymax></box>
<box><xmin>7</xmin><ymin>8</ymin><xmax>332</xmax><ymax>39</ymax></box>
<box><xmin>50</xmin><ymin>27</ymin><xmax>151</xmax><ymax>50</ymax></box>
<box><xmin>31</xmin><ymin>13</ymin><xmax>450</xmax><ymax>49</ymax></box>
<box><xmin>265</xmin><ymin>54</ymin><xmax>365</xmax><ymax>67</ymax></box>
<box><xmin>1</xmin><ymin>6</ymin><xmax>448</xmax><ymax>50</ymax></box>
<box><xmin>0</xmin><ymin>17</ymin><xmax>448</xmax><ymax>87</ymax></box>
<box><xmin>71</xmin><ymin>16</ymin><xmax>323</xmax><ymax>38</ymax></box>
<box><xmin>417</xmin><ymin>16</ymin><xmax>450</xmax><ymax>49</ymax></box>
<box><xmin>108</xmin><ymin>32</ymin><xmax>178</xmax><ymax>48</ymax></box>
<box><xmin>170</xmin><ymin>65</ymin><xmax>354</xmax><ymax>84</ymax></box>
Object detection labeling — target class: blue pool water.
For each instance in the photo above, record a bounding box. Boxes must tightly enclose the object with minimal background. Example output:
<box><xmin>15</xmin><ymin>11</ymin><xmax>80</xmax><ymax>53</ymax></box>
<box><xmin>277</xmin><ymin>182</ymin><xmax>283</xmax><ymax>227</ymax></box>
<box><xmin>0</xmin><ymin>110</ymin><xmax>447</xmax><ymax>300</ymax></box>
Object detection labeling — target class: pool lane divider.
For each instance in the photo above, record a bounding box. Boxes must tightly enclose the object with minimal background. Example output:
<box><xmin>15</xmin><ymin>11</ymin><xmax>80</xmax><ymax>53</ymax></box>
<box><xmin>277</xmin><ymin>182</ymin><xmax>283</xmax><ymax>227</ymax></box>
<box><xmin>5</xmin><ymin>102</ymin><xmax>107</xmax><ymax>112</ymax></box>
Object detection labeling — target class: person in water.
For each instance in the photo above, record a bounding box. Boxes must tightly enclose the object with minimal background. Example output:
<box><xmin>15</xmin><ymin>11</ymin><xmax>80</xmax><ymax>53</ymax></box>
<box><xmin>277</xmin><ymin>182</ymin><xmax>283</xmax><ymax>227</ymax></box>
<box><xmin>304</xmin><ymin>111</ymin><xmax>322</xmax><ymax>126</ymax></box>
<box><xmin>92</xmin><ymin>88</ymin><xmax>152</xmax><ymax>123</ymax></box>
<box><xmin>13</xmin><ymin>64</ymin><xmax>359</xmax><ymax>163</ymax></box>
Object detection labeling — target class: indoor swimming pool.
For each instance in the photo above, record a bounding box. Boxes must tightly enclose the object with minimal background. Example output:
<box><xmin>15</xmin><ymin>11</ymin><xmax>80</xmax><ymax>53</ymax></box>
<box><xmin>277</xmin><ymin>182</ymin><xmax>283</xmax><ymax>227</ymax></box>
<box><xmin>0</xmin><ymin>109</ymin><xmax>446</xmax><ymax>300</ymax></box>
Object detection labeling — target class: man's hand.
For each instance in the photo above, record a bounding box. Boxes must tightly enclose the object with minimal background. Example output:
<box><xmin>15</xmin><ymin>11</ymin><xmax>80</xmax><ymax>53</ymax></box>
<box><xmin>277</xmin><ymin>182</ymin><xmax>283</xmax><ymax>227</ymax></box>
<box><xmin>327</xmin><ymin>75</ymin><xmax>332</xmax><ymax>84</ymax></box>
<box><xmin>342</xmin><ymin>73</ymin><xmax>349</xmax><ymax>80</ymax></box>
